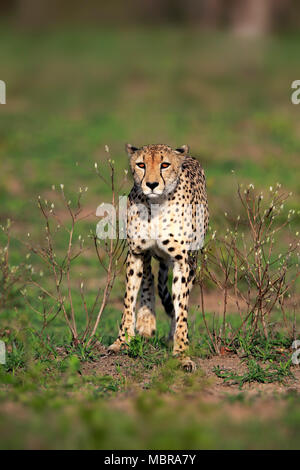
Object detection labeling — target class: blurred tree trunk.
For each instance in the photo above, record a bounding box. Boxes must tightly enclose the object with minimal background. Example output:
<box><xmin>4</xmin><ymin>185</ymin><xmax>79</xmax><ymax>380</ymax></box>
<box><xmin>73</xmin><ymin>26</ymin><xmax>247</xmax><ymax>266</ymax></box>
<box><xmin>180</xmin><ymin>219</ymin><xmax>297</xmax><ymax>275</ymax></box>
<box><xmin>229</xmin><ymin>0</ymin><xmax>292</xmax><ymax>36</ymax></box>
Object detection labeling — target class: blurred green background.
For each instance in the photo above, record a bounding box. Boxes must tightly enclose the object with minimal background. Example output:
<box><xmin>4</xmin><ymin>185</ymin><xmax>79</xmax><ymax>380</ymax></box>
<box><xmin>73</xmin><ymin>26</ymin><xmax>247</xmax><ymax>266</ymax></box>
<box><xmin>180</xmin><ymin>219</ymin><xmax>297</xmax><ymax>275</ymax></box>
<box><xmin>1</xmin><ymin>1</ymin><xmax>300</xmax><ymax>229</ymax></box>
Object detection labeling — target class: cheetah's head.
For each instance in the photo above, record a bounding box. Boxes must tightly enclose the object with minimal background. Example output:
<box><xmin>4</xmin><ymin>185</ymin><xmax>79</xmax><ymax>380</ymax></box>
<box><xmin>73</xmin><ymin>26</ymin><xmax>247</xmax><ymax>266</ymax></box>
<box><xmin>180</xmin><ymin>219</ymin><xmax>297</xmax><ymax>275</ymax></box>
<box><xmin>126</xmin><ymin>143</ymin><xmax>189</xmax><ymax>199</ymax></box>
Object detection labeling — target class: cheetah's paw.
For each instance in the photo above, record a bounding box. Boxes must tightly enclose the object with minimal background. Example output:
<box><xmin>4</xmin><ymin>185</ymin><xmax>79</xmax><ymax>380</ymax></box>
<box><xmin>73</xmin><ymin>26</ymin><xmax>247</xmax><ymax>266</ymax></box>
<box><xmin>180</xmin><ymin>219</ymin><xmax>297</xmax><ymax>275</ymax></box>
<box><xmin>107</xmin><ymin>340</ymin><xmax>127</xmax><ymax>354</ymax></box>
<box><xmin>181</xmin><ymin>357</ymin><xmax>197</xmax><ymax>373</ymax></box>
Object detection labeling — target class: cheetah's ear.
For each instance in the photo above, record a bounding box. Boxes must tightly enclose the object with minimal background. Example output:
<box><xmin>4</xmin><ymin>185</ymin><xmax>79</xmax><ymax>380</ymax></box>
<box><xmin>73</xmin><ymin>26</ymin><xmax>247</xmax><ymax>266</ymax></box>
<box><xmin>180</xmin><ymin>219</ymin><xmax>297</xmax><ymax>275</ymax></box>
<box><xmin>125</xmin><ymin>144</ymin><xmax>139</xmax><ymax>156</ymax></box>
<box><xmin>175</xmin><ymin>145</ymin><xmax>189</xmax><ymax>156</ymax></box>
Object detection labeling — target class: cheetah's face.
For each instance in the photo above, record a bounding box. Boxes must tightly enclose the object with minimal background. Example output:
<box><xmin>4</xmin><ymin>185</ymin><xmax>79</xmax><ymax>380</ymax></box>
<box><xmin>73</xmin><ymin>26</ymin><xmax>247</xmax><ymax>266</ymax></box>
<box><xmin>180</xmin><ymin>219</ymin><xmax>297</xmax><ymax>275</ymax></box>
<box><xmin>126</xmin><ymin>144</ymin><xmax>189</xmax><ymax>199</ymax></box>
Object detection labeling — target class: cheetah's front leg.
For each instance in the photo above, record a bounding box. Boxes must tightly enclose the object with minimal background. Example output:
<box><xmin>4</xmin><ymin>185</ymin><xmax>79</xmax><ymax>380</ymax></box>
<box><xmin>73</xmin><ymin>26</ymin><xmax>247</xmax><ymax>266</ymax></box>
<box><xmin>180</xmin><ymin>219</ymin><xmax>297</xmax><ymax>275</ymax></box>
<box><xmin>108</xmin><ymin>252</ymin><xmax>143</xmax><ymax>353</ymax></box>
<box><xmin>172</xmin><ymin>258</ymin><xmax>196</xmax><ymax>371</ymax></box>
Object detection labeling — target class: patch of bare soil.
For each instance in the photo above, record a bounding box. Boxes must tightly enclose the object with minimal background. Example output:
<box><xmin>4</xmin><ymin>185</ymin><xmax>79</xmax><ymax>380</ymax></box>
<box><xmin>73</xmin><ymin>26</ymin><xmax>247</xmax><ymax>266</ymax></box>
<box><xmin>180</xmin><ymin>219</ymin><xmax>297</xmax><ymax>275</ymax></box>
<box><xmin>80</xmin><ymin>343</ymin><xmax>152</xmax><ymax>383</ymax></box>
<box><xmin>81</xmin><ymin>343</ymin><xmax>300</xmax><ymax>408</ymax></box>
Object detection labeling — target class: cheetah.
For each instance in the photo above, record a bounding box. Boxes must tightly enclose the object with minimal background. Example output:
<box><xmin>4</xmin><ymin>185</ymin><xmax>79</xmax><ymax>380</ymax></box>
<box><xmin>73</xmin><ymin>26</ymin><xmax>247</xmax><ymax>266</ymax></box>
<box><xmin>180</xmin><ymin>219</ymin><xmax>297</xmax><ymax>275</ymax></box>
<box><xmin>108</xmin><ymin>144</ymin><xmax>209</xmax><ymax>371</ymax></box>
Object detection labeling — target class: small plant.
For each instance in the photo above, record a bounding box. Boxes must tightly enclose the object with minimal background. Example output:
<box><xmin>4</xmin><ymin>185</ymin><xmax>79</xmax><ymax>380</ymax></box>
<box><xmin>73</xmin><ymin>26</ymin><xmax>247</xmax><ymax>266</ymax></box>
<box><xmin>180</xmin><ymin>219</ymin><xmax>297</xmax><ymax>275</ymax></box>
<box><xmin>126</xmin><ymin>335</ymin><xmax>167</xmax><ymax>369</ymax></box>
<box><xmin>214</xmin><ymin>358</ymin><xmax>294</xmax><ymax>389</ymax></box>
<box><xmin>92</xmin><ymin>375</ymin><xmax>124</xmax><ymax>398</ymax></box>
<box><xmin>127</xmin><ymin>335</ymin><xmax>144</xmax><ymax>358</ymax></box>
<box><xmin>235</xmin><ymin>331</ymin><xmax>292</xmax><ymax>362</ymax></box>
<box><xmin>22</xmin><ymin>149</ymin><xmax>126</xmax><ymax>347</ymax></box>
<box><xmin>198</xmin><ymin>183</ymin><xmax>299</xmax><ymax>353</ymax></box>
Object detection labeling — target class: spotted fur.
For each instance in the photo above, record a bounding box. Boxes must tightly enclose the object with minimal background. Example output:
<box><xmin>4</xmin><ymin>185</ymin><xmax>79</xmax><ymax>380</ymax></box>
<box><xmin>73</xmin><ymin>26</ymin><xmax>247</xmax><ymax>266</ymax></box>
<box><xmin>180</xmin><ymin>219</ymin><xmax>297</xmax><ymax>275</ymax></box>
<box><xmin>108</xmin><ymin>144</ymin><xmax>209</xmax><ymax>371</ymax></box>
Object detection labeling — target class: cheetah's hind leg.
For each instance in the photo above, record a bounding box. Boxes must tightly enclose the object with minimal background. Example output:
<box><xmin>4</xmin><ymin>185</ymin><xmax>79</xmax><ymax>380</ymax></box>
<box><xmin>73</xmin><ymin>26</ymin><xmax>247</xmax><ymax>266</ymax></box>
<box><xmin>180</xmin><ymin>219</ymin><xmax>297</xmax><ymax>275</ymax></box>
<box><xmin>136</xmin><ymin>253</ymin><xmax>156</xmax><ymax>338</ymax></box>
<box><xmin>136</xmin><ymin>306</ymin><xmax>156</xmax><ymax>338</ymax></box>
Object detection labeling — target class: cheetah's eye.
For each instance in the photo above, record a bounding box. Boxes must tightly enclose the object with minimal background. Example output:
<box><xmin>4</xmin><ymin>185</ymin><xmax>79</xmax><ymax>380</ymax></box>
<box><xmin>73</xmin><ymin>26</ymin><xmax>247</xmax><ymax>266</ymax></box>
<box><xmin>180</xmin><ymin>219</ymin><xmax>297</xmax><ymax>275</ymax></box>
<box><xmin>161</xmin><ymin>162</ymin><xmax>170</xmax><ymax>169</ymax></box>
<box><xmin>136</xmin><ymin>162</ymin><xmax>145</xmax><ymax>169</ymax></box>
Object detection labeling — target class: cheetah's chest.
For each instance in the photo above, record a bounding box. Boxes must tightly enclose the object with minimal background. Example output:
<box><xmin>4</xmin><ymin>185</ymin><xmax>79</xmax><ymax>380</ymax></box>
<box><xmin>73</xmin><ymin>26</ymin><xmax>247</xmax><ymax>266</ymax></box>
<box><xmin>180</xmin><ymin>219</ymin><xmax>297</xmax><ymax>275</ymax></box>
<box><xmin>127</xmin><ymin>192</ymin><xmax>204</xmax><ymax>256</ymax></box>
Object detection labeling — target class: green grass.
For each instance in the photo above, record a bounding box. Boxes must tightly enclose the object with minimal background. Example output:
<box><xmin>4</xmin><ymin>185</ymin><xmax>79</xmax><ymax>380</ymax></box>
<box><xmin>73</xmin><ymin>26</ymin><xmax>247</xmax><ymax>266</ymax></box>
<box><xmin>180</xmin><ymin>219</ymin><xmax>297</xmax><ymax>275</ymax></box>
<box><xmin>0</xmin><ymin>352</ymin><xmax>300</xmax><ymax>449</ymax></box>
<box><xmin>214</xmin><ymin>359</ymin><xmax>294</xmax><ymax>389</ymax></box>
<box><xmin>0</xmin><ymin>309</ymin><xmax>299</xmax><ymax>449</ymax></box>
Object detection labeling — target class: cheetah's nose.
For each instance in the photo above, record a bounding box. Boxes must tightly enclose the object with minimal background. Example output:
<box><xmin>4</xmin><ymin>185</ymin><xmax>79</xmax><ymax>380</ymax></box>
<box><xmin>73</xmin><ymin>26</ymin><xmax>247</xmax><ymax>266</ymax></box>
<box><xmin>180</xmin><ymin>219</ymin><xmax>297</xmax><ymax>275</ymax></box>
<box><xmin>146</xmin><ymin>182</ymin><xmax>159</xmax><ymax>190</ymax></box>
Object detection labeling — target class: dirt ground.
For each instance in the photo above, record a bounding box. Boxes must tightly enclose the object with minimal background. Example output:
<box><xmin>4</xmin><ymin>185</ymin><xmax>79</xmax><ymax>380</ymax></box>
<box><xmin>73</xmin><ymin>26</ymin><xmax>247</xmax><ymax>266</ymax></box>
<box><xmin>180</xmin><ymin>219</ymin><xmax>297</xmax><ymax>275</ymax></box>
<box><xmin>81</xmin><ymin>344</ymin><xmax>300</xmax><ymax>408</ymax></box>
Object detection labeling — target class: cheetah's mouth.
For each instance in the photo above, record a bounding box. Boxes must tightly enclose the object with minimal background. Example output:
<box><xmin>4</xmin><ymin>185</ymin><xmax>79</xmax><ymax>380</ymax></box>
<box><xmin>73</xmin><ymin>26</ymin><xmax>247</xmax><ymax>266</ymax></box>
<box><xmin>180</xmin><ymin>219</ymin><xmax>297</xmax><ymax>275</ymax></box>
<box><xmin>144</xmin><ymin>191</ymin><xmax>163</xmax><ymax>199</ymax></box>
